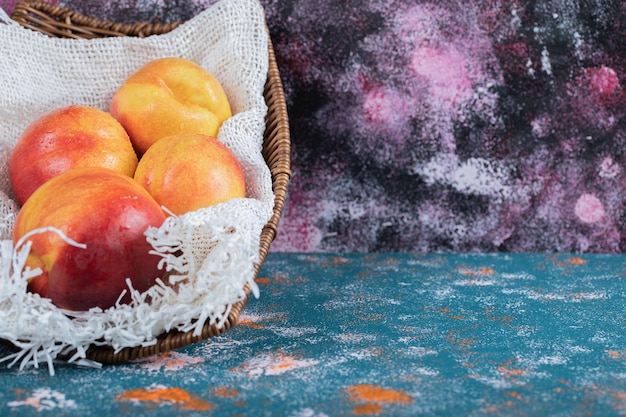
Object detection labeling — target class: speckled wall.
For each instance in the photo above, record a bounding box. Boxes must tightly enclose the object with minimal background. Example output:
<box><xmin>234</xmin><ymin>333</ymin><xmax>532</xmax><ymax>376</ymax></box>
<box><xmin>2</xmin><ymin>0</ymin><xmax>626</xmax><ymax>253</ymax></box>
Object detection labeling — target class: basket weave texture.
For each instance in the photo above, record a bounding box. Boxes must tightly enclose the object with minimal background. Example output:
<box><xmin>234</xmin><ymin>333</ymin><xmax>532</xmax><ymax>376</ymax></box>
<box><xmin>8</xmin><ymin>0</ymin><xmax>291</xmax><ymax>364</ymax></box>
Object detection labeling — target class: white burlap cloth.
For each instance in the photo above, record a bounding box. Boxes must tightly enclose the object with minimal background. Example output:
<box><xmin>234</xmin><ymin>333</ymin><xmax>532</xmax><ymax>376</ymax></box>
<box><xmin>0</xmin><ymin>0</ymin><xmax>273</xmax><ymax>374</ymax></box>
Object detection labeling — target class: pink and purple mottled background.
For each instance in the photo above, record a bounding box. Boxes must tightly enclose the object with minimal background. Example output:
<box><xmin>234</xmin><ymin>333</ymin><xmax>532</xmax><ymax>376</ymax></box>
<box><xmin>2</xmin><ymin>0</ymin><xmax>626</xmax><ymax>253</ymax></box>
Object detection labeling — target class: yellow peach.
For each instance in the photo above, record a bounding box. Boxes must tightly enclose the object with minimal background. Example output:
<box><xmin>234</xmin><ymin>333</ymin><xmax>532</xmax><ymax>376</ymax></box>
<box><xmin>134</xmin><ymin>133</ymin><xmax>246</xmax><ymax>215</ymax></box>
<box><xmin>110</xmin><ymin>57</ymin><xmax>232</xmax><ymax>155</ymax></box>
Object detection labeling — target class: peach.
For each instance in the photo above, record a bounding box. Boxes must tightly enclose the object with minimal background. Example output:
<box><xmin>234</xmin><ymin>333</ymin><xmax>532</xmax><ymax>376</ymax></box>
<box><xmin>110</xmin><ymin>57</ymin><xmax>232</xmax><ymax>155</ymax></box>
<box><xmin>13</xmin><ymin>167</ymin><xmax>167</xmax><ymax>311</ymax></box>
<box><xmin>9</xmin><ymin>104</ymin><xmax>138</xmax><ymax>206</ymax></box>
<box><xmin>134</xmin><ymin>133</ymin><xmax>246</xmax><ymax>215</ymax></box>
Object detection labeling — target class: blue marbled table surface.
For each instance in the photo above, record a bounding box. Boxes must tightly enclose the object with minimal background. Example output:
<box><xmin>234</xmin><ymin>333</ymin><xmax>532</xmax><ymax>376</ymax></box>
<box><xmin>1</xmin><ymin>252</ymin><xmax>626</xmax><ymax>416</ymax></box>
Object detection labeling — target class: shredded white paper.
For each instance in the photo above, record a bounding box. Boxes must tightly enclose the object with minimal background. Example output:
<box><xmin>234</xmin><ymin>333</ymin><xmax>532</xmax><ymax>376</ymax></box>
<box><xmin>0</xmin><ymin>0</ymin><xmax>273</xmax><ymax>374</ymax></box>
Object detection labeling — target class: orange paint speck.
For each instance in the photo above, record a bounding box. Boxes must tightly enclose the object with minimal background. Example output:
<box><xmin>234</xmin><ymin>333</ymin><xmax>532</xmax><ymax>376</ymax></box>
<box><xmin>345</xmin><ymin>384</ymin><xmax>413</xmax><ymax>404</ymax></box>
<box><xmin>116</xmin><ymin>387</ymin><xmax>213</xmax><ymax>411</ymax></box>
<box><xmin>459</xmin><ymin>266</ymin><xmax>496</xmax><ymax>276</ymax></box>
<box><xmin>214</xmin><ymin>387</ymin><xmax>239</xmax><ymax>398</ymax></box>
<box><xmin>553</xmin><ymin>256</ymin><xmax>587</xmax><ymax>266</ymax></box>
<box><xmin>332</xmin><ymin>256</ymin><xmax>350</xmax><ymax>265</ymax></box>
<box><xmin>367</xmin><ymin>347</ymin><xmax>383</xmax><ymax>356</ymax></box>
<box><xmin>568</xmin><ymin>257</ymin><xmax>586</xmax><ymax>265</ymax></box>
<box><xmin>607</xmin><ymin>350</ymin><xmax>626</xmax><ymax>359</ymax></box>
<box><xmin>167</xmin><ymin>358</ymin><xmax>187</xmax><ymax>369</ymax></box>
<box><xmin>238</xmin><ymin>317</ymin><xmax>265</xmax><ymax>329</ymax></box>
<box><xmin>353</xmin><ymin>403</ymin><xmax>383</xmax><ymax>415</ymax></box>
<box><xmin>255</xmin><ymin>277</ymin><xmax>270</xmax><ymax>284</ymax></box>
<box><xmin>235</xmin><ymin>351</ymin><xmax>319</xmax><ymax>377</ymax></box>
<box><xmin>613</xmin><ymin>392</ymin><xmax>626</xmax><ymax>400</ymax></box>
<box><xmin>497</xmin><ymin>360</ymin><xmax>526</xmax><ymax>378</ymax></box>
<box><xmin>263</xmin><ymin>353</ymin><xmax>306</xmax><ymax>374</ymax></box>
<box><xmin>273</xmin><ymin>361</ymin><xmax>294</xmax><ymax>370</ymax></box>
<box><xmin>22</xmin><ymin>397</ymin><xmax>43</xmax><ymax>411</ymax></box>
<box><xmin>500</xmin><ymin>367</ymin><xmax>525</xmax><ymax>377</ymax></box>
<box><xmin>136</xmin><ymin>351</ymin><xmax>204</xmax><ymax>371</ymax></box>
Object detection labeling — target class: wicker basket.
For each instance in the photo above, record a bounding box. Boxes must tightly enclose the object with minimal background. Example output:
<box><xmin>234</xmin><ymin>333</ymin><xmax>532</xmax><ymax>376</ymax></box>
<box><xmin>7</xmin><ymin>0</ymin><xmax>291</xmax><ymax>364</ymax></box>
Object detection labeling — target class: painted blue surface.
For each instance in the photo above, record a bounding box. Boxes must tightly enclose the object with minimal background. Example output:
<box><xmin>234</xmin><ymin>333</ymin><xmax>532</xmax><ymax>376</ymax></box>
<box><xmin>1</xmin><ymin>253</ymin><xmax>626</xmax><ymax>416</ymax></box>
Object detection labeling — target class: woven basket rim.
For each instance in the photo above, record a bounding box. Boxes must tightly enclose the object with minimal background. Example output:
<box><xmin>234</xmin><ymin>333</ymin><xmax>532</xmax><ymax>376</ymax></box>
<box><xmin>5</xmin><ymin>0</ymin><xmax>291</xmax><ymax>365</ymax></box>
<box><xmin>11</xmin><ymin>0</ymin><xmax>183</xmax><ymax>38</ymax></box>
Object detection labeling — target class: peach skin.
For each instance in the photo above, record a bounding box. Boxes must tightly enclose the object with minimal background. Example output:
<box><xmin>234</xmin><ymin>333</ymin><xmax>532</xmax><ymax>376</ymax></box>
<box><xmin>110</xmin><ymin>57</ymin><xmax>232</xmax><ymax>155</ymax></box>
<box><xmin>13</xmin><ymin>167</ymin><xmax>167</xmax><ymax>311</ymax></box>
<box><xmin>134</xmin><ymin>133</ymin><xmax>246</xmax><ymax>215</ymax></box>
<box><xmin>9</xmin><ymin>104</ymin><xmax>138</xmax><ymax>206</ymax></box>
